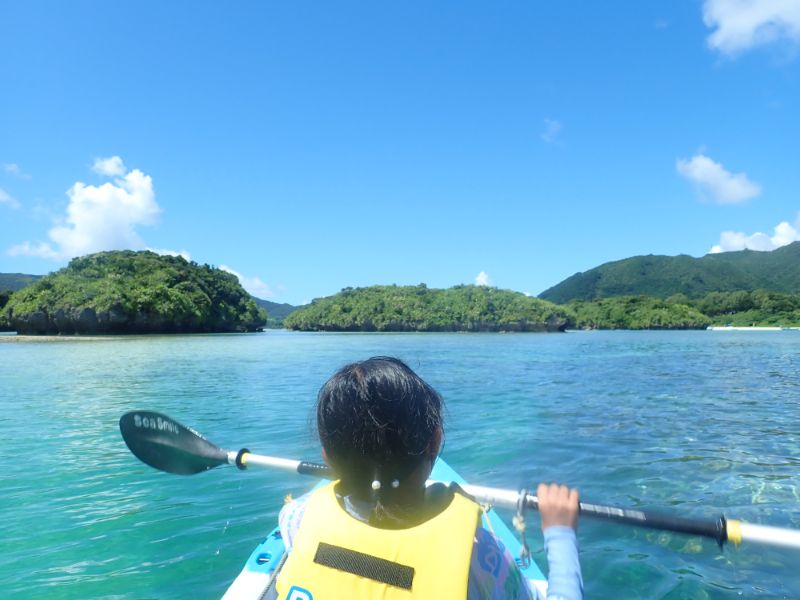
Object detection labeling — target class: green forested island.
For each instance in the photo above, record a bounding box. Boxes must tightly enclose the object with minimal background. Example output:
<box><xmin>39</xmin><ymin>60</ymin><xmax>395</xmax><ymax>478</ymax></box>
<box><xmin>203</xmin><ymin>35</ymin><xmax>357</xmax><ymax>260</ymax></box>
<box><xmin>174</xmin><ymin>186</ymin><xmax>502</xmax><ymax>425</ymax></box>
<box><xmin>284</xmin><ymin>285</ymin><xmax>571</xmax><ymax>332</ymax></box>
<box><xmin>283</xmin><ymin>287</ymin><xmax>800</xmax><ymax>331</ymax></box>
<box><xmin>682</xmin><ymin>290</ymin><xmax>800</xmax><ymax>327</ymax></box>
<box><xmin>567</xmin><ymin>296</ymin><xmax>711</xmax><ymax>329</ymax></box>
<box><xmin>569</xmin><ymin>291</ymin><xmax>800</xmax><ymax>328</ymax></box>
<box><xmin>1</xmin><ymin>251</ymin><xmax>266</xmax><ymax>334</ymax></box>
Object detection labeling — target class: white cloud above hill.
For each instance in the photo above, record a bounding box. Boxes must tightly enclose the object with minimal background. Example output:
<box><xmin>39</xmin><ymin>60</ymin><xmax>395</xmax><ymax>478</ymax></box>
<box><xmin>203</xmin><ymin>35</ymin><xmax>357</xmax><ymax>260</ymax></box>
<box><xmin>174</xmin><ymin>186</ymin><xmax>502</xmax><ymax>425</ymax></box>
<box><xmin>677</xmin><ymin>153</ymin><xmax>761</xmax><ymax>204</ymax></box>
<box><xmin>703</xmin><ymin>0</ymin><xmax>800</xmax><ymax>56</ymax></box>
<box><xmin>710</xmin><ymin>214</ymin><xmax>800</xmax><ymax>252</ymax></box>
<box><xmin>8</xmin><ymin>157</ymin><xmax>161</xmax><ymax>260</ymax></box>
<box><xmin>475</xmin><ymin>271</ymin><xmax>491</xmax><ymax>286</ymax></box>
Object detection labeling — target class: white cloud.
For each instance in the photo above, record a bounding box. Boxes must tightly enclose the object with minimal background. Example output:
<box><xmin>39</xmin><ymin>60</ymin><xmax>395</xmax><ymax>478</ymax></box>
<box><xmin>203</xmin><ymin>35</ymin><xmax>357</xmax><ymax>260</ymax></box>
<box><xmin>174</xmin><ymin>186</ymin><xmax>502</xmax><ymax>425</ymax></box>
<box><xmin>703</xmin><ymin>0</ymin><xmax>800</xmax><ymax>55</ymax></box>
<box><xmin>220</xmin><ymin>265</ymin><xmax>274</xmax><ymax>298</ymax></box>
<box><xmin>3</xmin><ymin>163</ymin><xmax>31</xmax><ymax>180</ymax></box>
<box><xmin>475</xmin><ymin>271</ymin><xmax>491</xmax><ymax>286</ymax></box>
<box><xmin>0</xmin><ymin>188</ymin><xmax>21</xmax><ymax>209</ymax></box>
<box><xmin>676</xmin><ymin>153</ymin><xmax>761</xmax><ymax>204</ymax></box>
<box><xmin>710</xmin><ymin>215</ymin><xmax>800</xmax><ymax>252</ymax></box>
<box><xmin>92</xmin><ymin>156</ymin><xmax>127</xmax><ymax>177</ymax></box>
<box><xmin>8</xmin><ymin>159</ymin><xmax>161</xmax><ymax>260</ymax></box>
<box><xmin>540</xmin><ymin>118</ymin><xmax>562</xmax><ymax>144</ymax></box>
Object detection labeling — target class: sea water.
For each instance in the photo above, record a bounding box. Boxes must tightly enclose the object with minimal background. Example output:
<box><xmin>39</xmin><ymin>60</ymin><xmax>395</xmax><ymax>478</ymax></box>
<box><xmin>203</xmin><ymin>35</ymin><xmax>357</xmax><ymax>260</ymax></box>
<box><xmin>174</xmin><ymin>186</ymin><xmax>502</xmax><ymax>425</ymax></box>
<box><xmin>0</xmin><ymin>330</ymin><xmax>798</xmax><ymax>599</ymax></box>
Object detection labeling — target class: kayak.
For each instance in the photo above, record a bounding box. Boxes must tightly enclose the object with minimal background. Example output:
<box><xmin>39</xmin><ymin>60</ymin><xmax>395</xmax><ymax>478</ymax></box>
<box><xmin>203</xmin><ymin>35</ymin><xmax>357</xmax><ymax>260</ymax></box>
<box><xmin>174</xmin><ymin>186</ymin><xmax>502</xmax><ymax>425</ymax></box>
<box><xmin>222</xmin><ymin>457</ymin><xmax>548</xmax><ymax>599</ymax></box>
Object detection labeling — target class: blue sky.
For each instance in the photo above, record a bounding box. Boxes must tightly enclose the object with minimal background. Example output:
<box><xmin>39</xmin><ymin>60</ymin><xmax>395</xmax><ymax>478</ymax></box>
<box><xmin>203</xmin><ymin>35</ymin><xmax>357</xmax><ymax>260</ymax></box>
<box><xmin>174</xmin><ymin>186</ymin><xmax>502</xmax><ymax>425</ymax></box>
<box><xmin>1</xmin><ymin>1</ymin><xmax>799</xmax><ymax>305</ymax></box>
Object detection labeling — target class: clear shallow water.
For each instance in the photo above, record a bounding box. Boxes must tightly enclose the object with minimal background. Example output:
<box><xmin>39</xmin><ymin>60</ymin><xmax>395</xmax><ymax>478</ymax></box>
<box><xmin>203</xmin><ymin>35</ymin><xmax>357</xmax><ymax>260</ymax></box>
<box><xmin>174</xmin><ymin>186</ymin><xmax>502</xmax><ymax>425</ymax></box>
<box><xmin>1</xmin><ymin>330</ymin><xmax>798</xmax><ymax>599</ymax></box>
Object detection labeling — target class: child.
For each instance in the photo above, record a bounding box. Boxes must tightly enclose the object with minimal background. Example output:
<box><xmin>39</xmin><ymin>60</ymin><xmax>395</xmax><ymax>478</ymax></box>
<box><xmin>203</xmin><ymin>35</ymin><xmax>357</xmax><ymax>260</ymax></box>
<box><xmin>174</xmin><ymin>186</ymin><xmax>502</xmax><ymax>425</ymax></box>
<box><xmin>275</xmin><ymin>356</ymin><xmax>582</xmax><ymax>599</ymax></box>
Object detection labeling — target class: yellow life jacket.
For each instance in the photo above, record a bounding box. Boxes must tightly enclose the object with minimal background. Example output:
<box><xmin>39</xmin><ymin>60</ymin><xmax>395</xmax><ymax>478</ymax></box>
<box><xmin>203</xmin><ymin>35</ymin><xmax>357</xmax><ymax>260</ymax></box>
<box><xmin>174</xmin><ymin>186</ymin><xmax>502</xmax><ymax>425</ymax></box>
<box><xmin>276</xmin><ymin>481</ymin><xmax>480</xmax><ymax>600</ymax></box>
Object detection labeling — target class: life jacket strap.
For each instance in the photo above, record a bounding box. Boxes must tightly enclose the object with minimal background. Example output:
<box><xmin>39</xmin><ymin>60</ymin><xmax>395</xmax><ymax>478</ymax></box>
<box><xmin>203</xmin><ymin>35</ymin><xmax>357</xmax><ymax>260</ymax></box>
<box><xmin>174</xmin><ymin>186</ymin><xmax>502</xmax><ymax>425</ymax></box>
<box><xmin>313</xmin><ymin>542</ymin><xmax>415</xmax><ymax>590</ymax></box>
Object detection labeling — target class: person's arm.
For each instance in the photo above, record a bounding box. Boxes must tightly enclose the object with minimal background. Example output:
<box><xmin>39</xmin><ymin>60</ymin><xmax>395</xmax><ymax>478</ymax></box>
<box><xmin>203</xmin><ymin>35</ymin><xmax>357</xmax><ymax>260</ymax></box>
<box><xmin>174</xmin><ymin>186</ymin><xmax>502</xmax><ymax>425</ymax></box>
<box><xmin>538</xmin><ymin>483</ymin><xmax>583</xmax><ymax>600</ymax></box>
<box><xmin>257</xmin><ymin>496</ymin><xmax>311</xmax><ymax>600</ymax></box>
<box><xmin>278</xmin><ymin>492</ymin><xmax>311</xmax><ymax>552</ymax></box>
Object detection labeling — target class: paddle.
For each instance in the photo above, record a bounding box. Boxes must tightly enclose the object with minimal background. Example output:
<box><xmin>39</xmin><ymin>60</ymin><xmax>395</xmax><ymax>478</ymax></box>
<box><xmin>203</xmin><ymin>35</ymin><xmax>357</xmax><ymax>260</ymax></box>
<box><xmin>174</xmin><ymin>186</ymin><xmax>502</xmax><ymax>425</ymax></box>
<box><xmin>119</xmin><ymin>410</ymin><xmax>800</xmax><ymax>551</ymax></box>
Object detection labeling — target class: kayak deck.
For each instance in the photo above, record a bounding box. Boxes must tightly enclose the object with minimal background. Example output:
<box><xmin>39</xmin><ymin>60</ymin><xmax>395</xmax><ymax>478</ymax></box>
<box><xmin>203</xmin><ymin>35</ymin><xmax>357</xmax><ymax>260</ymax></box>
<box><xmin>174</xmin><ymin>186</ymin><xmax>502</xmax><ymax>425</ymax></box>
<box><xmin>222</xmin><ymin>458</ymin><xmax>547</xmax><ymax>599</ymax></box>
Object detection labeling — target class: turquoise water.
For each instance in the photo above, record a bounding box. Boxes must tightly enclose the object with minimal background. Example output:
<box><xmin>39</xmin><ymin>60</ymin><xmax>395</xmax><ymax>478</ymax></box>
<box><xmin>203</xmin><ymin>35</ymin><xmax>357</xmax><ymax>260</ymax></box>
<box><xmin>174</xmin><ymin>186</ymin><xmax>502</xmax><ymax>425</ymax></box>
<box><xmin>1</xmin><ymin>330</ymin><xmax>798</xmax><ymax>599</ymax></box>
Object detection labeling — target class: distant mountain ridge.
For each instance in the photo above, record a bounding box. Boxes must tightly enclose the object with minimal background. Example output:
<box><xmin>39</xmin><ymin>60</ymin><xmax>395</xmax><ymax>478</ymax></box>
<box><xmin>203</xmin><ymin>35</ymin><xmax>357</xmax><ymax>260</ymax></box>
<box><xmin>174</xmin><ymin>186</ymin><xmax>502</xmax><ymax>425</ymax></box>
<box><xmin>0</xmin><ymin>273</ymin><xmax>42</xmax><ymax>291</ymax></box>
<box><xmin>539</xmin><ymin>242</ymin><xmax>800</xmax><ymax>304</ymax></box>
<box><xmin>253</xmin><ymin>298</ymin><xmax>300</xmax><ymax>328</ymax></box>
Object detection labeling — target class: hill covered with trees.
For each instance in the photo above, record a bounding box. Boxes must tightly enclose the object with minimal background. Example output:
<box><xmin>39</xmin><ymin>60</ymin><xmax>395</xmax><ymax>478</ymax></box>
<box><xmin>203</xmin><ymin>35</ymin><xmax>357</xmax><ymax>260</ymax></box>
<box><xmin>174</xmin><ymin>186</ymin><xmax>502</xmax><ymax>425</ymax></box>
<box><xmin>689</xmin><ymin>290</ymin><xmax>800</xmax><ymax>327</ymax></box>
<box><xmin>565</xmin><ymin>291</ymin><xmax>800</xmax><ymax>329</ymax></box>
<box><xmin>539</xmin><ymin>242</ymin><xmax>800</xmax><ymax>303</ymax></box>
<box><xmin>1</xmin><ymin>251</ymin><xmax>266</xmax><ymax>334</ymax></box>
<box><xmin>284</xmin><ymin>284</ymin><xmax>571</xmax><ymax>332</ymax></box>
<box><xmin>567</xmin><ymin>296</ymin><xmax>711</xmax><ymax>329</ymax></box>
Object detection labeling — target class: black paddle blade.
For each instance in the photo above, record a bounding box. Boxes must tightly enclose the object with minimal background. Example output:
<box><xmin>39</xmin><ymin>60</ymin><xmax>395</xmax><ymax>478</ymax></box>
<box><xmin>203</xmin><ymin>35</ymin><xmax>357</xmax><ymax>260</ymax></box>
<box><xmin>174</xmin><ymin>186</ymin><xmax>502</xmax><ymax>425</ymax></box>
<box><xmin>119</xmin><ymin>411</ymin><xmax>229</xmax><ymax>475</ymax></box>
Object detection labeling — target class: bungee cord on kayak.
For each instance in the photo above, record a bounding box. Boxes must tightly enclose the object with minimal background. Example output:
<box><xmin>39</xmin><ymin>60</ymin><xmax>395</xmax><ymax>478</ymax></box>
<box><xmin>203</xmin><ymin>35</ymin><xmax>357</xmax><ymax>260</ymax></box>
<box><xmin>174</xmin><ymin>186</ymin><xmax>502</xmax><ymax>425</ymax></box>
<box><xmin>513</xmin><ymin>487</ymin><xmax>533</xmax><ymax>569</ymax></box>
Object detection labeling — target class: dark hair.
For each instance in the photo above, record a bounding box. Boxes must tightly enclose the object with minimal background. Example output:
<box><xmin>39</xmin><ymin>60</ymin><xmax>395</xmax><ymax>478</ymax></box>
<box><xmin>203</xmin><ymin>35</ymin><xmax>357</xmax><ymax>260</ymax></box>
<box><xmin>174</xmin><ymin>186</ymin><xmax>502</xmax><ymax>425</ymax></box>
<box><xmin>317</xmin><ymin>356</ymin><xmax>443</xmax><ymax>502</ymax></box>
